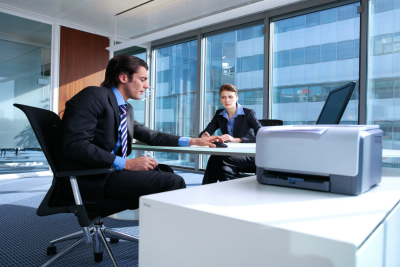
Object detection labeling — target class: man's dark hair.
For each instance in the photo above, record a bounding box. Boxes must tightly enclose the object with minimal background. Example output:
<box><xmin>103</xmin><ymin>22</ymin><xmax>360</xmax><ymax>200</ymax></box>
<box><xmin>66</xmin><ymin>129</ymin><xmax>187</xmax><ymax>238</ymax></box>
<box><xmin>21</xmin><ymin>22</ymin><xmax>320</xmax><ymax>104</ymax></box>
<box><xmin>101</xmin><ymin>55</ymin><xmax>148</xmax><ymax>88</ymax></box>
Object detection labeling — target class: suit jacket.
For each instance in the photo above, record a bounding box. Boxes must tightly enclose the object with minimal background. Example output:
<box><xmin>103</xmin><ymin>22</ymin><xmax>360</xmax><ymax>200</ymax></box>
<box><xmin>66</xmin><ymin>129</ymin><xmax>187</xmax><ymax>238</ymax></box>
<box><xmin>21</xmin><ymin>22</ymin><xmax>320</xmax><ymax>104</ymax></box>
<box><xmin>60</xmin><ymin>86</ymin><xmax>180</xmax><ymax>204</ymax></box>
<box><xmin>199</xmin><ymin>108</ymin><xmax>262</xmax><ymax>143</ymax></box>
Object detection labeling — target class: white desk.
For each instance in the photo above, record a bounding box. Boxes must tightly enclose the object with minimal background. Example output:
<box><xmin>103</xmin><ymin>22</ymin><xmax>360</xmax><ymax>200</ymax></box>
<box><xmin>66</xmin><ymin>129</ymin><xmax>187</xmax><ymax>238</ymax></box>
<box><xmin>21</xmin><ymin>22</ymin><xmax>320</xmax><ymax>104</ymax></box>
<box><xmin>132</xmin><ymin>144</ymin><xmax>398</xmax><ymax>159</ymax></box>
<box><xmin>139</xmin><ymin>168</ymin><xmax>400</xmax><ymax>267</ymax></box>
<box><xmin>382</xmin><ymin>149</ymin><xmax>400</xmax><ymax>158</ymax></box>
<box><xmin>109</xmin><ymin>146</ymin><xmax>398</xmax><ymax>220</ymax></box>
<box><xmin>131</xmin><ymin>143</ymin><xmax>256</xmax><ymax>157</ymax></box>
<box><xmin>109</xmin><ymin>143</ymin><xmax>256</xmax><ymax>220</ymax></box>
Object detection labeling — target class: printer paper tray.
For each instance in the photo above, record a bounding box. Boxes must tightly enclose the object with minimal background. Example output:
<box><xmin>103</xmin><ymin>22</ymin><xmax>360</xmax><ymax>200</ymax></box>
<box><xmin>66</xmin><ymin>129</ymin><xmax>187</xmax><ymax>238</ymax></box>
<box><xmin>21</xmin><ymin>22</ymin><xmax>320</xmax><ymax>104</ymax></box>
<box><xmin>263</xmin><ymin>177</ymin><xmax>330</xmax><ymax>192</ymax></box>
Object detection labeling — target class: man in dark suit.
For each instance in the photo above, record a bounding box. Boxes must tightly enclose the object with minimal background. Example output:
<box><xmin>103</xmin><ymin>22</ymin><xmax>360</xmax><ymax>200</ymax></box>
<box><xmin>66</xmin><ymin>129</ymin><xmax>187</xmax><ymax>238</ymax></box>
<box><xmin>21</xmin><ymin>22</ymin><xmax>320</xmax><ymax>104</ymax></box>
<box><xmin>61</xmin><ymin>55</ymin><xmax>220</xmax><ymax>207</ymax></box>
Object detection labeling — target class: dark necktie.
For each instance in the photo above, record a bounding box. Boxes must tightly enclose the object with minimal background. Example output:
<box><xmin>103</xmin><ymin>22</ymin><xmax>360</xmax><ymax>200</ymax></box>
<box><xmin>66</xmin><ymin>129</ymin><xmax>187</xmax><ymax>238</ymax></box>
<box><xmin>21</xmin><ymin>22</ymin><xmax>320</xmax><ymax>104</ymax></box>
<box><xmin>119</xmin><ymin>104</ymin><xmax>127</xmax><ymax>158</ymax></box>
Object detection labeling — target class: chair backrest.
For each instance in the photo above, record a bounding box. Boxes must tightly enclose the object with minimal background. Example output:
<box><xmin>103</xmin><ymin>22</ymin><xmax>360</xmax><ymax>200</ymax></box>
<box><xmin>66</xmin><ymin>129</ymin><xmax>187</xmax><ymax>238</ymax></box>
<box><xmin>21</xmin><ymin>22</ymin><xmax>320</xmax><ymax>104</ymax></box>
<box><xmin>14</xmin><ymin>104</ymin><xmax>65</xmax><ymax>174</ymax></box>
<box><xmin>14</xmin><ymin>104</ymin><xmax>77</xmax><ymax>215</ymax></box>
<box><xmin>258</xmin><ymin>119</ymin><xmax>283</xmax><ymax>126</ymax></box>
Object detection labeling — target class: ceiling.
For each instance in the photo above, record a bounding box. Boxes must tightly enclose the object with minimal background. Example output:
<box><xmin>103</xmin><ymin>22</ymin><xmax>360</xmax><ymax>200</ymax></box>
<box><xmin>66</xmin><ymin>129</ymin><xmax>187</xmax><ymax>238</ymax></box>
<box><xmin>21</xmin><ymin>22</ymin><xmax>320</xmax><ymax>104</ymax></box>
<box><xmin>0</xmin><ymin>0</ymin><xmax>301</xmax><ymax>42</ymax></box>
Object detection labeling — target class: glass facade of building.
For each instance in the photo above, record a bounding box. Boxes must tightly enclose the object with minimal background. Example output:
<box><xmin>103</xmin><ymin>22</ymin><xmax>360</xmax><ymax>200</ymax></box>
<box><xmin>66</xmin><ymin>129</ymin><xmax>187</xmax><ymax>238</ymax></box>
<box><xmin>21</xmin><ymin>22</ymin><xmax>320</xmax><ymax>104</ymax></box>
<box><xmin>154</xmin><ymin>40</ymin><xmax>198</xmax><ymax>167</ymax></box>
<box><xmin>368</xmin><ymin>0</ymin><xmax>400</xmax><ymax>167</ymax></box>
<box><xmin>127</xmin><ymin>51</ymin><xmax>147</xmax><ymax>125</ymax></box>
<box><xmin>4</xmin><ymin>0</ymin><xmax>399</xmax><ymax>175</ymax></box>
<box><xmin>147</xmin><ymin>1</ymin><xmax>400</xmax><ymax>170</ymax></box>
<box><xmin>118</xmin><ymin>0</ymin><xmax>400</xmax><ymax>171</ymax></box>
<box><xmin>0</xmin><ymin>12</ymin><xmax>51</xmax><ymax>174</ymax></box>
<box><xmin>202</xmin><ymin>23</ymin><xmax>264</xmax><ymax>168</ymax></box>
<box><xmin>204</xmin><ymin>23</ymin><xmax>264</xmax><ymax>129</ymax></box>
<box><xmin>271</xmin><ymin>3</ymin><xmax>360</xmax><ymax>125</ymax></box>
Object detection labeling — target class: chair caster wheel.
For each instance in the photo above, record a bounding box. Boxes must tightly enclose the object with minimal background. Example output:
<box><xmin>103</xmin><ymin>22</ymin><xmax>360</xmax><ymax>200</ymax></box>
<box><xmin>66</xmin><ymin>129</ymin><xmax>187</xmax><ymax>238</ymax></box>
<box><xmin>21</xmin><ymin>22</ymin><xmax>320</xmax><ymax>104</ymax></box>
<box><xmin>94</xmin><ymin>252</ymin><xmax>103</xmax><ymax>262</ymax></box>
<box><xmin>110</xmin><ymin>238</ymin><xmax>119</xmax><ymax>244</ymax></box>
<box><xmin>47</xmin><ymin>246</ymin><xmax>57</xmax><ymax>255</ymax></box>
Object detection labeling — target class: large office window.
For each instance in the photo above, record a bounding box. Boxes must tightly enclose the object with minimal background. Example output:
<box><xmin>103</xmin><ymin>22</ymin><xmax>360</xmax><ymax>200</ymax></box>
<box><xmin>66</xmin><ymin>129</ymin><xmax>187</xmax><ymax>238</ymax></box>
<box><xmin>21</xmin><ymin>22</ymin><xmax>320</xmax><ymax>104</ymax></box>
<box><xmin>204</xmin><ymin>22</ymin><xmax>264</xmax><ymax>127</ymax></box>
<box><xmin>144</xmin><ymin>0</ymin><xmax>399</xmax><ymax>171</ymax></box>
<box><xmin>271</xmin><ymin>3</ymin><xmax>360</xmax><ymax>125</ymax></box>
<box><xmin>0</xmin><ymin>12</ymin><xmax>51</xmax><ymax>174</ymax></box>
<box><xmin>368</xmin><ymin>0</ymin><xmax>400</xmax><ymax>168</ymax></box>
<box><xmin>154</xmin><ymin>40</ymin><xmax>198</xmax><ymax>168</ymax></box>
<box><xmin>128</xmin><ymin>50</ymin><xmax>147</xmax><ymax>125</ymax></box>
<box><xmin>202</xmin><ymin>22</ymin><xmax>264</xmax><ymax>168</ymax></box>
<box><xmin>115</xmin><ymin>47</ymin><xmax>147</xmax><ymax>125</ymax></box>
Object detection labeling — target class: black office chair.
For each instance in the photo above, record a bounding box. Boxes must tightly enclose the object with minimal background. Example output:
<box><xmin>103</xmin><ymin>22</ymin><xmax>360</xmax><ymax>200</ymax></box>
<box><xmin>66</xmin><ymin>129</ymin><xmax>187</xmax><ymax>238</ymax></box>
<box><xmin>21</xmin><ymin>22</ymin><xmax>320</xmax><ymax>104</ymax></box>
<box><xmin>14</xmin><ymin>104</ymin><xmax>138</xmax><ymax>267</ymax></box>
<box><xmin>235</xmin><ymin>119</ymin><xmax>283</xmax><ymax>177</ymax></box>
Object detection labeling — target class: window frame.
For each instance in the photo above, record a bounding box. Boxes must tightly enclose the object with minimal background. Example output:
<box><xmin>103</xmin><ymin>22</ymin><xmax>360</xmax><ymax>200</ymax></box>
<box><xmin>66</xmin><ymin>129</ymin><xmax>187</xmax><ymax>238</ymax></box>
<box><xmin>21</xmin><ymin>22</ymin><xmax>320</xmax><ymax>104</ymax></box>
<box><xmin>146</xmin><ymin>0</ymin><xmax>376</xmax><ymax>171</ymax></box>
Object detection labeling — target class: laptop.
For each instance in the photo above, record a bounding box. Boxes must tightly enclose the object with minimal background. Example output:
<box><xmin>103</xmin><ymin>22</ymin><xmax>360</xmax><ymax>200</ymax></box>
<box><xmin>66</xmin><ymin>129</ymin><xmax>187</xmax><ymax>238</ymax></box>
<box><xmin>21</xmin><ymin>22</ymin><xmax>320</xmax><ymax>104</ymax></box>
<box><xmin>316</xmin><ymin>81</ymin><xmax>357</xmax><ymax>124</ymax></box>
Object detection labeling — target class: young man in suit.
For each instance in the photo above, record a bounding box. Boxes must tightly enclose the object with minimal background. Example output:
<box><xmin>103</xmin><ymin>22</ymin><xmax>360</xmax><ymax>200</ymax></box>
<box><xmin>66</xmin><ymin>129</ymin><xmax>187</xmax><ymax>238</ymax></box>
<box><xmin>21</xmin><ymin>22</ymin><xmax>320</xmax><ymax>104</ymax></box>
<box><xmin>61</xmin><ymin>55</ymin><xmax>220</xmax><ymax>207</ymax></box>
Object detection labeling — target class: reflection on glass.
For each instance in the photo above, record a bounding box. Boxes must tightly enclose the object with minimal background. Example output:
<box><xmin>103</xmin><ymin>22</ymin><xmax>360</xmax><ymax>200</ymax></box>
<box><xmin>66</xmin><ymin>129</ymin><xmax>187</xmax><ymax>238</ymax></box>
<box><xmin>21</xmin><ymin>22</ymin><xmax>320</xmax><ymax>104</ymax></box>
<box><xmin>338</xmin><ymin>40</ymin><xmax>354</xmax><ymax>60</ymax></box>
<box><xmin>291</xmin><ymin>48</ymin><xmax>305</xmax><ymax>66</ymax></box>
<box><xmin>368</xmin><ymin>0</ymin><xmax>400</xmax><ymax>167</ymax></box>
<box><xmin>271</xmin><ymin>3</ymin><xmax>360</xmax><ymax>126</ymax></box>
<box><xmin>306</xmin><ymin>12</ymin><xmax>320</xmax><ymax>27</ymax></box>
<box><xmin>374</xmin><ymin>34</ymin><xmax>393</xmax><ymax>55</ymax></box>
<box><xmin>154</xmin><ymin>40</ymin><xmax>197</xmax><ymax>168</ymax></box>
<box><xmin>338</xmin><ymin>4</ymin><xmax>354</xmax><ymax>20</ymax></box>
<box><xmin>203</xmin><ymin>23</ymin><xmax>264</xmax><ymax>169</ymax></box>
<box><xmin>321</xmin><ymin>43</ymin><xmax>337</xmax><ymax>62</ymax></box>
<box><xmin>0</xmin><ymin>12</ymin><xmax>51</xmax><ymax>174</ymax></box>
<box><xmin>128</xmin><ymin>51</ymin><xmax>147</xmax><ymax>125</ymax></box>
<box><xmin>308</xmin><ymin>86</ymin><xmax>322</xmax><ymax>102</ymax></box>
<box><xmin>292</xmin><ymin>15</ymin><xmax>305</xmax><ymax>30</ymax></box>
<box><xmin>306</xmin><ymin>46</ymin><xmax>320</xmax><ymax>64</ymax></box>
<box><xmin>374</xmin><ymin>0</ymin><xmax>395</xmax><ymax>13</ymax></box>
<box><xmin>321</xmin><ymin>8</ymin><xmax>337</xmax><ymax>24</ymax></box>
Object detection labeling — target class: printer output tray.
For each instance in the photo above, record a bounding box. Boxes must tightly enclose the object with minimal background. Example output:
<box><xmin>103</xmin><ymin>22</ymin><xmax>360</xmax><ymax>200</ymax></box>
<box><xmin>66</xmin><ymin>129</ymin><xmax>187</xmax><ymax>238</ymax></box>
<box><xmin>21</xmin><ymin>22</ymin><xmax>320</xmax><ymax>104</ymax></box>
<box><xmin>257</xmin><ymin>168</ymin><xmax>331</xmax><ymax>192</ymax></box>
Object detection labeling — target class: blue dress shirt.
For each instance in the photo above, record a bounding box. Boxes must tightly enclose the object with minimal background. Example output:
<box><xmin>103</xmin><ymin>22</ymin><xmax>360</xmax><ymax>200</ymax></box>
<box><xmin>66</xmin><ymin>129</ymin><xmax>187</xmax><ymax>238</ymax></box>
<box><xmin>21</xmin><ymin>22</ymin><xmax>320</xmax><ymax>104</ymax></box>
<box><xmin>219</xmin><ymin>103</ymin><xmax>245</xmax><ymax>136</ymax></box>
<box><xmin>111</xmin><ymin>87</ymin><xmax>190</xmax><ymax>171</ymax></box>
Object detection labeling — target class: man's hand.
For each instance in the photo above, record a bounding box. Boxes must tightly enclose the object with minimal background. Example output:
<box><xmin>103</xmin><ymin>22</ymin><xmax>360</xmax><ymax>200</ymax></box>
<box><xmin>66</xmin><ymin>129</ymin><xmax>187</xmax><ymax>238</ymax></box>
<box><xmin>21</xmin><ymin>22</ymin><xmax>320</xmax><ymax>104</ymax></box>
<box><xmin>123</xmin><ymin>156</ymin><xmax>158</xmax><ymax>171</ymax></box>
<box><xmin>220</xmin><ymin>134</ymin><xmax>242</xmax><ymax>143</ymax></box>
<box><xmin>189</xmin><ymin>136</ymin><xmax>222</xmax><ymax>147</ymax></box>
<box><xmin>201</xmin><ymin>131</ymin><xmax>211</xmax><ymax>138</ymax></box>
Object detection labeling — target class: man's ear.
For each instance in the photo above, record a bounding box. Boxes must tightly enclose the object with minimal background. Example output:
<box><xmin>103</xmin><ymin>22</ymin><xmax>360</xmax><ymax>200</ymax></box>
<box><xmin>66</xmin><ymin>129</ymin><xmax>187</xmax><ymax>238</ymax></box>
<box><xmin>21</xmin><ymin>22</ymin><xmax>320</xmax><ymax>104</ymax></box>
<box><xmin>119</xmin><ymin>73</ymin><xmax>128</xmax><ymax>84</ymax></box>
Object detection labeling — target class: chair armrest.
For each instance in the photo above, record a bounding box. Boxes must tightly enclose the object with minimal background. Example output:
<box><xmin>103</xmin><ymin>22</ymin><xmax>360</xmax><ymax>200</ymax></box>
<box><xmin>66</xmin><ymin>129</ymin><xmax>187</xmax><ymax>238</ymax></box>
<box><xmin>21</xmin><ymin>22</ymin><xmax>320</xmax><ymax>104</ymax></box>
<box><xmin>56</xmin><ymin>168</ymin><xmax>116</xmax><ymax>178</ymax></box>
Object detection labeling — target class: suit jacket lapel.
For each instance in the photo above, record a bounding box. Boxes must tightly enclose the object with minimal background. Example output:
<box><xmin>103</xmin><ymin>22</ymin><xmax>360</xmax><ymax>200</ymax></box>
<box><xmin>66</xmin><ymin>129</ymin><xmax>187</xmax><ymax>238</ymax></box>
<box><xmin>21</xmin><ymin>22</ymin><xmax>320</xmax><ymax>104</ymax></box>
<box><xmin>108</xmin><ymin>89</ymin><xmax>120</xmax><ymax>126</ymax></box>
<box><xmin>218</xmin><ymin>115</ymin><xmax>229</xmax><ymax>134</ymax></box>
<box><xmin>232</xmin><ymin>115</ymin><xmax>244</xmax><ymax>137</ymax></box>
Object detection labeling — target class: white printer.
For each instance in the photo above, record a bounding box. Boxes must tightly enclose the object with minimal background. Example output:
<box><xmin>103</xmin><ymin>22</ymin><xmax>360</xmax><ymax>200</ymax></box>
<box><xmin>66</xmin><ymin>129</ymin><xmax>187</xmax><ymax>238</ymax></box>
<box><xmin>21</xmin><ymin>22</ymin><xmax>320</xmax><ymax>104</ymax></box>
<box><xmin>256</xmin><ymin>125</ymin><xmax>383</xmax><ymax>195</ymax></box>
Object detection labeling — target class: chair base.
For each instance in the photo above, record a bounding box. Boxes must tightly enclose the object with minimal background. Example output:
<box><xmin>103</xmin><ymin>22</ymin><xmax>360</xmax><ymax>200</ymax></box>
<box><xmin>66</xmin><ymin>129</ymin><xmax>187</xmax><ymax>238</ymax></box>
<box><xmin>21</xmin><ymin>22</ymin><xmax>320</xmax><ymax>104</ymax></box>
<box><xmin>41</xmin><ymin>220</ymin><xmax>139</xmax><ymax>267</ymax></box>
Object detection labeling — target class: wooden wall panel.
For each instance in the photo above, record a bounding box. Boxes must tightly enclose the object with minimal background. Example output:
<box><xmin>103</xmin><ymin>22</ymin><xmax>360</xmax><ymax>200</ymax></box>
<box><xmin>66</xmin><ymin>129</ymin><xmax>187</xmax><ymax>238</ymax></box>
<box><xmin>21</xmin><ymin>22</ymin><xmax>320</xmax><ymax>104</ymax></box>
<box><xmin>59</xmin><ymin>26</ymin><xmax>109</xmax><ymax>117</ymax></box>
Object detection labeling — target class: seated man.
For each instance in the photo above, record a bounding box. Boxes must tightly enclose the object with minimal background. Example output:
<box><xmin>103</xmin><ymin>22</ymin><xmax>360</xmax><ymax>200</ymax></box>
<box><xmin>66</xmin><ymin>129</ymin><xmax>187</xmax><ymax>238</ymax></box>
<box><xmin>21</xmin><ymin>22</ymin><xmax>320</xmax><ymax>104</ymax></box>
<box><xmin>60</xmin><ymin>55</ymin><xmax>220</xmax><ymax>207</ymax></box>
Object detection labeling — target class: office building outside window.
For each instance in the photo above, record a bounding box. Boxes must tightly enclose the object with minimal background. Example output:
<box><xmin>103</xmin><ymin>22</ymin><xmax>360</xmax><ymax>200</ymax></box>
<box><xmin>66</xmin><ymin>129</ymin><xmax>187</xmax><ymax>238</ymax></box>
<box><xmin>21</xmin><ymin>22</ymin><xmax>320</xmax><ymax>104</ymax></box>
<box><xmin>154</xmin><ymin>40</ymin><xmax>198</xmax><ymax>168</ymax></box>
<box><xmin>271</xmin><ymin>3</ymin><xmax>360</xmax><ymax>125</ymax></box>
<box><xmin>114</xmin><ymin>47</ymin><xmax>147</xmax><ymax>125</ymax></box>
<box><xmin>368</xmin><ymin>0</ymin><xmax>400</xmax><ymax>167</ymax></box>
<box><xmin>0</xmin><ymin>12</ymin><xmax>51</xmax><ymax>174</ymax></box>
<box><xmin>127</xmin><ymin>51</ymin><xmax>146</xmax><ymax>125</ymax></box>
<box><xmin>204</xmin><ymin>23</ymin><xmax>264</xmax><ymax>128</ymax></box>
<box><xmin>202</xmin><ymin>23</ymin><xmax>264</xmax><ymax>168</ymax></box>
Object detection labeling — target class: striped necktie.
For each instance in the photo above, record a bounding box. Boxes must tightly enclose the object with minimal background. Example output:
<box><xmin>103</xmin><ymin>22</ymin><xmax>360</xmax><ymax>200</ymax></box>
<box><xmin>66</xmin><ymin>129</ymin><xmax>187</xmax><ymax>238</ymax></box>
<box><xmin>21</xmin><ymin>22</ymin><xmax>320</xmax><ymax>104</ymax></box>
<box><xmin>119</xmin><ymin>104</ymin><xmax>127</xmax><ymax>158</ymax></box>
